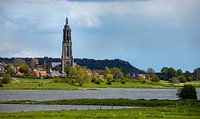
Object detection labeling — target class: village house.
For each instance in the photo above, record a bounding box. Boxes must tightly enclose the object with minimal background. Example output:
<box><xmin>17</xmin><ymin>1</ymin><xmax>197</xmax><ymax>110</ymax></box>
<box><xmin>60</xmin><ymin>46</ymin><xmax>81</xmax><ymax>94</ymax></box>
<box><xmin>0</xmin><ymin>63</ymin><xmax>6</xmax><ymax>75</ymax></box>
<box><xmin>33</xmin><ymin>68</ymin><xmax>47</xmax><ymax>77</ymax></box>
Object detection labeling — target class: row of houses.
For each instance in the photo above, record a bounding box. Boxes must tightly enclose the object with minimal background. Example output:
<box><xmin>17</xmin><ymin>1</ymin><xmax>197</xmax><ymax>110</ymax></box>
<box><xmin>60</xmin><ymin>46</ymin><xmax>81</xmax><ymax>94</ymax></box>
<box><xmin>1</xmin><ymin>62</ymin><xmax>149</xmax><ymax>79</ymax></box>
<box><xmin>0</xmin><ymin>62</ymin><xmax>64</xmax><ymax>77</ymax></box>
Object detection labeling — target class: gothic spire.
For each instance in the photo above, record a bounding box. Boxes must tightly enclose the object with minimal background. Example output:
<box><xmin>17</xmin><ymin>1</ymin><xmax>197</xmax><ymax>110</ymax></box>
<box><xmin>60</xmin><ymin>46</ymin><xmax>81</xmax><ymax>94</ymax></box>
<box><xmin>66</xmin><ymin>17</ymin><xmax>68</xmax><ymax>25</ymax></box>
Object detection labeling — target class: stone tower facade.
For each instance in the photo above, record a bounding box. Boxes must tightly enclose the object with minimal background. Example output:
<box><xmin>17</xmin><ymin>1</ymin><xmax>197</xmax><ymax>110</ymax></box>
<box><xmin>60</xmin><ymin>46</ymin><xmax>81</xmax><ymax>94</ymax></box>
<box><xmin>61</xmin><ymin>17</ymin><xmax>73</xmax><ymax>73</ymax></box>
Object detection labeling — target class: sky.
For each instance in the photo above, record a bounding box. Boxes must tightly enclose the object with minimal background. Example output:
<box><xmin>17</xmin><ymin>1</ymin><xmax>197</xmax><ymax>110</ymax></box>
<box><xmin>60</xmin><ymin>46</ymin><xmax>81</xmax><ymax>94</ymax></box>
<box><xmin>0</xmin><ymin>0</ymin><xmax>200</xmax><ymax>72</ymax></box>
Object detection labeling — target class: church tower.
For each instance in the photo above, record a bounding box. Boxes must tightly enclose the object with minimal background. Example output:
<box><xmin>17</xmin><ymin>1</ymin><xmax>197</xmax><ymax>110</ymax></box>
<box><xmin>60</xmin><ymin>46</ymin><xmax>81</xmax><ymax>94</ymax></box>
<box><xmin>61</xmin><ymin>17</ymin><xmax>73</xmax><ymax>73</ymax></box>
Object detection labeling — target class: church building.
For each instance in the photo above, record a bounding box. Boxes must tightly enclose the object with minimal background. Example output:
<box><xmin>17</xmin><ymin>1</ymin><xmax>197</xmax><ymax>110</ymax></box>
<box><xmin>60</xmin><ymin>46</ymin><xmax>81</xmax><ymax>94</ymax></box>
<box><xmin>61</xmin><ymin>17</ymin><xmax>73</xmax><ymax>73</ymax></box>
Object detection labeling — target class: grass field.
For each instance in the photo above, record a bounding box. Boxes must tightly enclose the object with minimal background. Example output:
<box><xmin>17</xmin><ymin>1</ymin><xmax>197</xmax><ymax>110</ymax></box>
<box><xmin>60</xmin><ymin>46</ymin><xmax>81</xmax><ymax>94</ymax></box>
<box><xmin>0</xmin><ymin>77</ymin><xmax>200</xmax><ymax>90</ymax></box>
<box><xmin>0</xmin><ymin>105</ymin><xmax>199</xmax><ymax>119</ymax></box>
<box><xmin>0</xmin><ymin>99</ymin><xmax>199</xmax><ymax>119</ymax></box>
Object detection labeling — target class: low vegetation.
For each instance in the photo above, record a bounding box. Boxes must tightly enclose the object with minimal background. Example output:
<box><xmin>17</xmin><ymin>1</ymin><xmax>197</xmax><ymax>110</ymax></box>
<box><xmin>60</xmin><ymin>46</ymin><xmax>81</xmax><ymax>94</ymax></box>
<box><xmin>0</xmin><ymin>99</ymin><xmax>199</xmax><ymax>107</ymax></box>
<box><xmin>0</xmin><ymin>99</ymin><xmax>199</xmax><ymax>119</ymax></box>
<box><xmin>1</xmin><ymin>77</ymin><xmax>200</xmax><ymax>90</ymax></box>
<box><xmin>177</xmin><ymin>84</ymin><xmax>197</xmax><ymax>99</ymax></box>
<box><xmin>1</xmin><ymin>74</ymin><xmax>11</xmax><ymax>84</ymax></box>
<box><xmin>1</xmin><ymin>61</ymin><xmax>200</xmax><ymax>89</ymax></box>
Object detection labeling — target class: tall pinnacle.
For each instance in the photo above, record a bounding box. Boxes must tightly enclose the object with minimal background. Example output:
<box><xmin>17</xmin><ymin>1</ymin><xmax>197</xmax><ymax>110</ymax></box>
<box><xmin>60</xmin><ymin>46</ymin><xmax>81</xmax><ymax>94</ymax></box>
<box><xmin>66</xmin><ymin>17</ymin><xmax>68</xmax><ymax>25</ymax></box>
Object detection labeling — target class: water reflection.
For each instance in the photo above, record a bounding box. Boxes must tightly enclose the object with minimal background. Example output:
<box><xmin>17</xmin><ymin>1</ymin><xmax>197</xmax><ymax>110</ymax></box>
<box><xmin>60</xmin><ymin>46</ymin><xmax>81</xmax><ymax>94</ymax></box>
<box><xmin>0</xmin><ymin>104</ymin><xmax>141</xmax><ymax>112</ymax></box>
<box><xmin>0</xmin><ymin>88</ymin><xmax>199</xmax><ymax>101</ymax></box>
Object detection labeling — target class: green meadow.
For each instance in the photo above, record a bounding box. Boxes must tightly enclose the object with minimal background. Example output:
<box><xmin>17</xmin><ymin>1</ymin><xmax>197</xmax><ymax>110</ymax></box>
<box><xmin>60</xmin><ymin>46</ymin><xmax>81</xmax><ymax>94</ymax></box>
<box><xmin>1</xmin><ymin>77</ymin><xmax>200</xmax><ymax>90</ymax></box>
<box><xmin>0</xmin><ymin>99</ymin><xmax>199</xmax><ymax>119</ymax></box>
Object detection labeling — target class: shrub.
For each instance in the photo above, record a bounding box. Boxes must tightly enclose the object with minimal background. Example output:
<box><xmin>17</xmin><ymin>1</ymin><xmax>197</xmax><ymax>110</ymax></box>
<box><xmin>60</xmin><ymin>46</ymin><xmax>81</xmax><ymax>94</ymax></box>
<box><xmin>177</xmin><ymin>84</ymin><xmax>197</xmax><ymax>99</ymax></box>
<box><xmin>44</xmin><ymin>75</ymin><xmax>53</xmax><ymax>79</ymax></box>
<box><xmin>106</xmin><ymin>74</ymin><xmax>113</xmax><ymax>81</ymax></box>
<box><xmin>91</xmin><ymin>78</ymin><xmax>95</xmax><ymax>83</ymax></box>
<box><xmin>151</xmin><ymin>74</ymin><xmax>160</xmax><ymax>82</ymax></box>
<box><xmin>141</xmin><ymin>80</ymin><xmax>145</xmax><ymax>84</ymax></box>
<box><xmin>95</xmin><ymin>79</ymin><xmax>100</xmax><ymax>84</ymax></box>
<box><xmin>107</xmin><ymin>80</ymin><xmax>112</xmax><ymax>85</ymax></box>
<box><xmin>186</xmin><ymin>76</ymin><xmax>193</xmax><ymax>82</ymax></box>
<box><xmin>121</xmin><ymin>80</ymin><xmax>125</xmax><ymax>84</ymax></box>
<box><xmin>169</xmin><ymin>77</ymin><xmax>180</xmax><ymax>84</ymax></box>
<box><xmin>53</xmin><ymin>78</ymin><xmax>69</xmax><ymax>83</ymax></box>
<box><xmin>0</xmin><ymin>80</ymin><xmax>2</xmax><ymax>87</ymax></box>
<box><xmin>178</xmin><ymin>75</ymin><xmax>187</xmax><ymax>83</ymax></box>
<box><xmin>138</xmin><ymin>75</ymin><xmax>145</xmax><ymax>81</ymax></box>
<box><xmin>27</xmin><ymin>75</ymin><xmax>39</xmax><ymax>79</ymax></box>
<box><xmin>2</xmin><ymin>74</ymin><xmax>11</xmax><ymax>84</ymax></box>
<box><xmin>53</xmin><ymin>78</ymin><xmax>60</xmax><ymax>83</ymax></box>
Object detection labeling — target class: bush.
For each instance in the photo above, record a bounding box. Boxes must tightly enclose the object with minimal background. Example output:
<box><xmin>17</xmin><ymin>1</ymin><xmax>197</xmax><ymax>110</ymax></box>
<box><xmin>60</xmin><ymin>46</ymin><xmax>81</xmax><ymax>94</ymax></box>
<box><xmin>0</xmin><ymin>80</ymin><xmax>2</xmax><ymax>87</ymax></box>
<box><xmin>2</xmin><ymin>74</ymin><xmax>11</xmax><ymax>84</ymax></box>
<box><xmin>53</xmin><ymin>78</ymin><xmax>69</xmax><ymax>83</ymax></box>
<box><xmin>141</xmin><ymin>80</ymin><xmax>145</xmax><ymax>84</ymax></box>
<box><xmin>106</xmin><ymin>74</ymin><xmax>113</xmax><ymax>81</ymax></box>
<box><xmin>138</xmin><ymin>75</ymin><xmax>145</xmax><ymax>81</ymax></box>
<box><xmin>186</xmin><ymin>76</ymin><xmax>193</xmax><ymax>82</ymax></box>
<box><xmin>91</xmin><ymin>78</ymin><xmax>96</xmax><ymax>83</ymax></box>
<box><xmin>169</xmin><ymin>77</ymin><xmax>180</xmax><ymax>84</ymax></box>
<box><xmin>151</xmin><ymin>74</ymin><xmax>160</xmax><ymax>82</ymax></box>
<box><xmin>95</xmin><ymin>79</ymin><xmax>100</xmax><ymax>85</ymax></box>
<box><xmin>178</xmin><ymin>75</ymin><xmax>187</xmax><ymax>83</ymax></box>
<box><xmin>107</xmin><ymin>80</ymin><xmax>112</xmax><ymax>85</ymax></box>
<box><xmin>177</xmin><ymin>84</ymin><xmax>197</xmax><ymax>99</ymax></box>
<box><xmin>53</xmin><ymin>78</ymin><xmax>60</xmax><ymax>83</ymax></box>
<box><xmin>44</xmin><ymin>75</ymin><xmax>53</xmax><ymax>79</ymax></box>
<box><xmin>121</xmin><ymin>81</ymin><xmax>125</xmax><ymax>84</ymax></box>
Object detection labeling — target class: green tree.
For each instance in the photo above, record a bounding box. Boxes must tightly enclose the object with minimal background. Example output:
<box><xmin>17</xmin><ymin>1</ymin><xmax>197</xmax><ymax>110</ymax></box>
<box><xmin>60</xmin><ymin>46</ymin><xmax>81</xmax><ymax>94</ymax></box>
<box><xmin>1</xmin><ymin>74</ymin><xmax>11</xmax><ymax>84</ymax></box>
<box><xmin>160</xmin><ymin>67</ymin><xmax>177</xmax><ymax>80</ymax></box>
<box><xmin>14</xmin><ymin>59</ymin><xmax>26</xmax><ymax>67</ymax></box>
<box><xmin>105</xmin><ymin>66</ymin><xmax>111</xmax><ymax>75</ymax></box>
<box><xmin>151</xmin><ymin>74</ymin><xmax>160</xmax><ymax>82</ymax></box>
<box><xmin>194</xmin><ymin>68</ymin><xmax>200</xmax><ymax>80</ymax></box>
<box><xmin>184</xmin><ymin>71</ymin><xmax>193</xmax><ymax>81</ymax></box>
<box><xmin>30</xmin><ymin>58</ymin><xmax>37</xmax><ymax>69</ymax></box>
<box><xmin>106</xmin><ymin>73</ymin><xmax>113</xmax><ymax>85</ymax></box>
<box><xmin>111</xmin><ymin>67</ymin><xmax>124</xmax><ymax>79</ymax></box>
<box><xmin>5</xmin><ymin>64</ymin><xmax>16</xmax><ymax>76</ymax></box>
<box><xmin>146</xmin><ymin>68</ymin><xmax>155</xmax><ymax>80</ymax></box>
<box><xmin>106</xmin><ymin>74</ymin><xmax>113</xmax><ymax>80</ymax></box>
<box><xmin>147</xmin><ymin>68</ymin><xmax>155</xmax><ymax>74</ymax></box>
<box><xmin>161</xmin><ymin>67</ymin><xmax>169</xmax><ymax>80</ymax></box>
<box><xmin>178</xmin><ymin>75</ymin><xmax>187</xmax><ymax>83</ymax></box>
<box><xmin>177</xmin><ymin>69</ymin><xmax>183</xmax><ymax>76</ymax></box>
<box><xmin>19</xmin><ymin>64</ymin><xmax>30</xmax><ymax>76</ymax></box>
<box><xmin>69</xmin><ymin>65</ymin><xmax>91</xmax><ymax>86</ymax></box>
<box><xmin>177</xmin><ymin>84</ymin><xmax>197</xmax><ymax>99</ymax></box>
<box><xmin>169</xmin><ymin>77</ymin><xmax>180</xmax><ymax>84</ymax></box>
<box><xmin>0</xmin><ymin>80</ymin><xmax>2</xmax><ymax>87</ymax></box>
<box><xmin>167</xmin><ymin>67</ymin><xmax>177</xmax><ymax>78</ymax></box>
<box><xmin>146</xmin><ymin>68</ymin><xmax>160</xmax><ymax>82</ymax></box>
<box><xmin>65</xmin><ymin>66</ymin><xmax>71</xmax><ymax>76</ymax></box>
<box><xmin>138</xmin><ymin>75</ymin><xmax>145</xmax><ymax>81</ymax></box>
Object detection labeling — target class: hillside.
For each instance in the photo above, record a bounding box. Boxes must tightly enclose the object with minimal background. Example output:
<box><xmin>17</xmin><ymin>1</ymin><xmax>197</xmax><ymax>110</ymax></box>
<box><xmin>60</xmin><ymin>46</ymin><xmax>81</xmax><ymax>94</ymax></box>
<box><xmin>0</xmin><ymin>57</ymin><xmax>144</xmax><ymax>75</ymax></box>
<box><xmin>74</xmin><ymin>58</ymin><xmax>144</xmax><ymax>75</ymax></box>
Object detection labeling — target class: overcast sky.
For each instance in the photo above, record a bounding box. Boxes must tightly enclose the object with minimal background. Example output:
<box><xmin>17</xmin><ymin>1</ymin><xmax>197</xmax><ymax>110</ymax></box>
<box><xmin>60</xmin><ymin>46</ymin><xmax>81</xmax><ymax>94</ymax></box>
<box><xmin>0</xmin><ymin>0</ymin><xmax>200</xmax><ymax>71</ymax></box>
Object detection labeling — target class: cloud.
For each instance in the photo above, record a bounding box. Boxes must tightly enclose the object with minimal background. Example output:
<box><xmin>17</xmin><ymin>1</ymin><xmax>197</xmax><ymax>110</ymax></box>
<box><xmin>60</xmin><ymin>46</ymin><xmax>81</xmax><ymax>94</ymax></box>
<box><xmin>67</xmin><ymin>0</ymin><xmax>200</xmax><ymax>29</ymax></box>
<box><xmin>0</xmin><ymin>0</ymin><xmax>199</xmax><ymax>71</ymax></box>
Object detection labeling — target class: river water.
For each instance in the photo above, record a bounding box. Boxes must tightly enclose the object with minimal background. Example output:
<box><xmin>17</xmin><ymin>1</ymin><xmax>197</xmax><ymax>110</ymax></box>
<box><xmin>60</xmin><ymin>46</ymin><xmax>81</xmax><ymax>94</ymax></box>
<box><xmin>0</xmin><ymin>104</ymin><xmax>140</xmax><ymax>112</ymax></box>
<box><xmin>0</xmin><ymin>88</ymin><xmax>200</xmax><ymax>101</ymax></box>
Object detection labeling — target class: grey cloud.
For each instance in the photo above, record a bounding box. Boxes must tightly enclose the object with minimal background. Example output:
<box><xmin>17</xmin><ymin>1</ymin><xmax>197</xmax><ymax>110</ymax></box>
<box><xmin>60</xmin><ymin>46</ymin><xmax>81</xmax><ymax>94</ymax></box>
<box><xmin>68</xmin><ymin>0</ymin><xmax>150</xmax><ymax>2</ymax></box>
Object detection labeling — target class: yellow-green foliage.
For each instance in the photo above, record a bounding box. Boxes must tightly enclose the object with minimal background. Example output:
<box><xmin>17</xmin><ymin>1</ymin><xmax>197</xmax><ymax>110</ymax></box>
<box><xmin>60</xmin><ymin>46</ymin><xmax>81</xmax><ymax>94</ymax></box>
<box><xmin>69</xmin><ymin>65</ymin><xmax>91</xmax><ymax>86</ymax></box>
